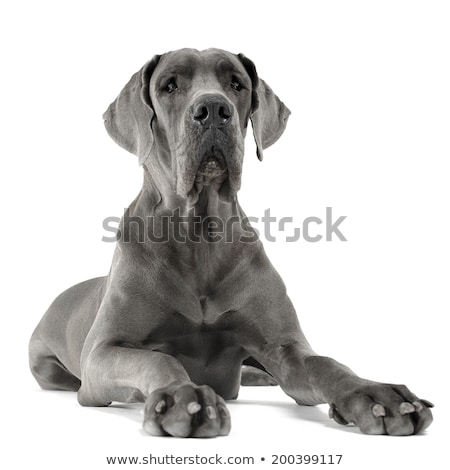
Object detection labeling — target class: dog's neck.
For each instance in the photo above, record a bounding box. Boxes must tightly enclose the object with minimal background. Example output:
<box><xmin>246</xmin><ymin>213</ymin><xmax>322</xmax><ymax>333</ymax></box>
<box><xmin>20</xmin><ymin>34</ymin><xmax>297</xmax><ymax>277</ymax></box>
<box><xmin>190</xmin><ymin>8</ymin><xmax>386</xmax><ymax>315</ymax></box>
<box><xmin>120</xmin><ymin>167</ymin><xmax>254</xmax><ymax>256</ymax></box>
<box><xmin>138</xmin><ymin>166</ymin><xmax>241</xmax><ymax>221</ymax></box>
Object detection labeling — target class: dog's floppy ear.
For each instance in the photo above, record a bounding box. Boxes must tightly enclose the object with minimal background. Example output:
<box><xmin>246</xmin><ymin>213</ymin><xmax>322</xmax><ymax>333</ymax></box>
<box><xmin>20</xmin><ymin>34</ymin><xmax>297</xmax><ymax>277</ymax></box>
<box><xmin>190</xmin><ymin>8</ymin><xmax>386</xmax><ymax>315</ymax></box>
<box><xmin>238</xmin><ymin>53</ymin><xmax>291</xmax><ymax>161</ymax></box>
<box><xmin>103</xmin><ymin>55</ymin><xmax>161</xmax><ymax>165</ymax></box>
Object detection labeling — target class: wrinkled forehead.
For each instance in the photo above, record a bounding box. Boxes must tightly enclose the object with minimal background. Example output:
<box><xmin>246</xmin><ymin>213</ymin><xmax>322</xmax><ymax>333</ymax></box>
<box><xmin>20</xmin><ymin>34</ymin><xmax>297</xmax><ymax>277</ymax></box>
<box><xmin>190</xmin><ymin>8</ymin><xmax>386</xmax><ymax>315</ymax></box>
<box><xmin>151</xmin><ymin>48</ymin><xmax>248</xmax><ymax>84</ymax></box>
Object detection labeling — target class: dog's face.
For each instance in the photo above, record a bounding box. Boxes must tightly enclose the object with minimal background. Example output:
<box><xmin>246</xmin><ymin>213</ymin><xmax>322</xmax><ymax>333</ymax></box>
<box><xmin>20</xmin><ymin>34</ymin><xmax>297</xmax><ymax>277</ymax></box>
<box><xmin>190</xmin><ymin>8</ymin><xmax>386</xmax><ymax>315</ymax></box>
<box><xmin>150</xmin><ymin>49</ymin><xmax>254</xmax><ymax>202</ymax></box>
<box><xmin>103</xmin><ymin>48</ymin><xmax>290</xmax><ymax>203</ymax></box>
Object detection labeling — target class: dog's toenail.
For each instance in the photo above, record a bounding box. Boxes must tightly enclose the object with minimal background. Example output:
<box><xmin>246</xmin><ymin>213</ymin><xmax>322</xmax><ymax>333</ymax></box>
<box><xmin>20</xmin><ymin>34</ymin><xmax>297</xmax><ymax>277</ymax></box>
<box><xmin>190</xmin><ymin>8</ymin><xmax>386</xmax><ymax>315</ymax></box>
<box><xmin>372</xmin><ymin>404</ymin><xmax>386</xmax><ymax>417</ymax></box>
<box><xmin>328</xmin><ymin>405</ymin><xmax>349</xmax><ymax>425</ymax></box>
<box><xmin>187</xmin><ymin>402</ymin><xmax>201</xmax><ymax>415</ymax></box>
<box><xmin>155</xmin><ymin>400</ymin><xmax>166</xmax><ymax>413</ymax></box>
<box><xmin>206</xmin><ymin>406</ymin><xmax>217</xmax><ymax>419</ymax></box>
<box><xmin>420</xmin><ymin>399</ymin><xmax>434</xmax><ymax>408</ymax></box>
<box><xmin>399</xmin><ymin>402</ymin><xmax>415</xmax><ymax>415</ymax></box>
<box><xmin>412</xmin><ymin>401</ymin><xmax>423</xmax><ymax>412</ymax></box>
<box><xmin>218</xmin><ymin>405</ymin><xmax>228</xmax><ymax>418</ymax></box>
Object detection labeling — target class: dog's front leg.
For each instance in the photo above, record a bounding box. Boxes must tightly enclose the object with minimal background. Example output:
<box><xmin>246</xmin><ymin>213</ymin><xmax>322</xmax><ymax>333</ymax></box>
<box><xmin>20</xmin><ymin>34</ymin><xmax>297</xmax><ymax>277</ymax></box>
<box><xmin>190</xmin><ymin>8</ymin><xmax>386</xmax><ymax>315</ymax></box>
<box><xmin>78</xmin><ymin>343</ymin><xmax>231</xmax><ymax>437</ymax></box>
<box><xmin>243</xmin><ymin>291</ymin><xmax>433</xmax><ymax>435</ymax></box>
<box><xmin>76</xmin><ymin>271</ymin><xmax>231</xmax><ymax>439</ymax></box>
<box><xmin>260</xmin><ymin>337</ymin><xmax>434</xmax><ymax>435</ymax></box>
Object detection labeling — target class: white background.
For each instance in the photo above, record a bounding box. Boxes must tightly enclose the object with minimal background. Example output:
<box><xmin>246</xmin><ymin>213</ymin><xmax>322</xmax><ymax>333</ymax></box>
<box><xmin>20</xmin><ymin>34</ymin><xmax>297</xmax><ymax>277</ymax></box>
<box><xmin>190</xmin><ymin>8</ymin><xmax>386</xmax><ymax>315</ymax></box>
<box><xmin>1</xmin><ymin>1</ymin><xmax>449</xmax><ymax>469</ymax></box>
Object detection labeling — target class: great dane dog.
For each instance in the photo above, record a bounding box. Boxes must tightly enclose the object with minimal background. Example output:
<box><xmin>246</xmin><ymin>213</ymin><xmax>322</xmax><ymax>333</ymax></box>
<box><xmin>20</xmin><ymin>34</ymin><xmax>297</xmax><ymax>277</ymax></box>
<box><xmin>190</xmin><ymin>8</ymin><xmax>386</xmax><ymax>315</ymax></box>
<box><xmin>29</xmin><ymin>48</ymin><xmax>433</xmax><ymax>437</ymax></box>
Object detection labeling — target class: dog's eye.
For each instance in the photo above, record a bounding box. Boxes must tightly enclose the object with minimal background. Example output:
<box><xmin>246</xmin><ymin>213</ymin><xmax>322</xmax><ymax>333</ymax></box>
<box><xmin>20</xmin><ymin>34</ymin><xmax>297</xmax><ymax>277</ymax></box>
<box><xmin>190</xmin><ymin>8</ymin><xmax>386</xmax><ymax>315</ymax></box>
<box><xmin>230</xmin><ymin>77</ymin><xmax>243</xmax><ymax>92</ymax></box>
<box><xmin>165</xmin><ymin>79</ymin><xmax>178</xmax><ymax>94</ymax></box>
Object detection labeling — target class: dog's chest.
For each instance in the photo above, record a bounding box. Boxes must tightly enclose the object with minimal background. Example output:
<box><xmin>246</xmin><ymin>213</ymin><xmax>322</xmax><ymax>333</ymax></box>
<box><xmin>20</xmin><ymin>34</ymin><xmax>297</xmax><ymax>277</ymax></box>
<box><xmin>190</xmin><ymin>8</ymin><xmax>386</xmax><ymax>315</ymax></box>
<box><xmin>148</xmin><ymin>322</ymin><xmax>244</xmax><ymax>399</ymax></box>
<box><xmin>170</xmin><ymin>246</ymin><xmax>252</xmax><ymax>319</ymax></box>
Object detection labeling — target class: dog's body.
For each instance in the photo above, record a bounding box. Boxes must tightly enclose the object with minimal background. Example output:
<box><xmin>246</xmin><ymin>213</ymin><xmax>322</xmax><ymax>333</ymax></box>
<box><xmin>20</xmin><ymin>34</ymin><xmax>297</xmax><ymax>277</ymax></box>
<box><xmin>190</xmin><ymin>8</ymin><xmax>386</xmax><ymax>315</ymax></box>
<box><xmin>29</xmin><ymin>48</ymin><xmax>432</xmax><ymax>437</ymax></box>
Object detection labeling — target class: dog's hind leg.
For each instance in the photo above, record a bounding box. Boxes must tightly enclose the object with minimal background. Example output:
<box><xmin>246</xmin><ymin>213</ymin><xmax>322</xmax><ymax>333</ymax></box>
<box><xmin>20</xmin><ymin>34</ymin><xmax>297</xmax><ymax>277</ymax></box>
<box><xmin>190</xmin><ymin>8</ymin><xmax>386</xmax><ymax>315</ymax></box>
<box><xmin>241</xmin><ymin>366</ymin><xmax>278</xmax><ymax>386</ymax></box>
<box><xmin>29</xmin><ymin>337</ymin><xmax>81</xmax><ymax>391</ymax></box>
<box><xmin>240</xmin><ymin>357</ymin><xmax>278</xmax><ymax>386</ymax></box>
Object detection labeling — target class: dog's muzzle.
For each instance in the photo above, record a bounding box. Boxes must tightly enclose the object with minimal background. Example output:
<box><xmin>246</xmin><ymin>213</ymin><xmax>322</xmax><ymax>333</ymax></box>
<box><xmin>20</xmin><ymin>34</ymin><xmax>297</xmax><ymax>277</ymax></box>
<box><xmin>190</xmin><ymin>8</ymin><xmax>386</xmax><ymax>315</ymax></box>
<box><xmin>191</xmin><ymin>94</ymin><xmax>234</xmax><ymax>185</ymax></box>
<box><xmin>177</xmin><ymin>93</ymin><xmax>243</xmax><ymax>202</ymax></box>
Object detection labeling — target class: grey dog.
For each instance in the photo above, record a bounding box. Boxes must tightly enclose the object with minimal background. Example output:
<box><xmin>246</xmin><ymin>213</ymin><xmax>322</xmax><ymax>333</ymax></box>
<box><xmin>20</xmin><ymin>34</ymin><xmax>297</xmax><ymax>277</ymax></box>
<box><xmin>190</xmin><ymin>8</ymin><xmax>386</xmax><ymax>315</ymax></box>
<box><xmin>29</xmin><ymin>48</ymin><xmax>433</xmax><ymax>437</ymax></box>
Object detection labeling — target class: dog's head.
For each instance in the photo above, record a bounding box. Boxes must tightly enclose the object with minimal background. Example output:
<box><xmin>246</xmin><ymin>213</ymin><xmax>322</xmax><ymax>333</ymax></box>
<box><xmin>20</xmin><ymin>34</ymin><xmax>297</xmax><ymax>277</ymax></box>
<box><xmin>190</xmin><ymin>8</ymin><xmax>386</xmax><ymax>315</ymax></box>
<box><xmin>103</xmin><ymin>48</ymin><xmax>290</xmax><ymax>203</ymax></box>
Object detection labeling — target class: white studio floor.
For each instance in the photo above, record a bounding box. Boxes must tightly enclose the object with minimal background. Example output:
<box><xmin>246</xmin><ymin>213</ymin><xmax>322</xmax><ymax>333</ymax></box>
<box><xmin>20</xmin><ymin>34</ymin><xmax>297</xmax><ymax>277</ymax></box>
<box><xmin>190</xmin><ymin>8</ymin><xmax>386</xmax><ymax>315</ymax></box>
<box><xmin>7</xmin><ymin>376</ymin><xmax>444</xmax><ymax>470</ymax></box>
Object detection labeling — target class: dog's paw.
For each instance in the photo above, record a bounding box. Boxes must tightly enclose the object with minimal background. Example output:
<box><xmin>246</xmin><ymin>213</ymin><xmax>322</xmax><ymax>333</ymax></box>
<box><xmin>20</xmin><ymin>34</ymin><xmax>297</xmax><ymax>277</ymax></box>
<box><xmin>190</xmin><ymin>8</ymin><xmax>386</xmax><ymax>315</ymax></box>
<box><xmin>329</xmin><ymin>382</ymin><xmax>433</xmax><ymax>435</ymax></box>
<box><xmin>143</xmin><ymin>381</ymin><xmax>231</xmax><ymax>437</ymax></box>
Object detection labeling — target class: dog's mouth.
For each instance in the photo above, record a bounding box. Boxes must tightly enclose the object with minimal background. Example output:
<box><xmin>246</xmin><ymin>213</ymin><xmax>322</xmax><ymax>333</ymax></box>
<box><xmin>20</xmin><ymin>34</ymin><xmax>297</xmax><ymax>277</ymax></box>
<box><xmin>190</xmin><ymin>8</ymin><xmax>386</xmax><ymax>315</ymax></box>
<box><xmin>196</xmin><ymin>147</ymin><xmax>227</xmax><ymax>179</ymax></box>
<box><xmin>177</xmin><ymin>131</ymin><xmax>243</xmax><ymax>205</ymax></box>
<box><xmin>184</xmin><ymin>147</ymin><xmax>230</xmax><ymax>204</ymax></box>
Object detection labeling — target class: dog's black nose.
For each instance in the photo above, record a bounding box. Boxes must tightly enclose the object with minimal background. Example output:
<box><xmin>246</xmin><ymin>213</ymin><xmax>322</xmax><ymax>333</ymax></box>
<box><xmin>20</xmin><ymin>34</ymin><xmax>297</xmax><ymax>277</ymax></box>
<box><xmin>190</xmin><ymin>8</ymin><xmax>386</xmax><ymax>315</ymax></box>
<box><xmin>191</xmin><ymin>94</ymin><xmax>233</xmax><ymax>127</ymax></box>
